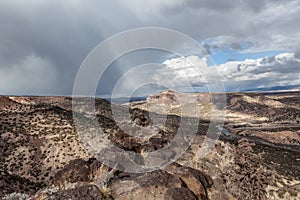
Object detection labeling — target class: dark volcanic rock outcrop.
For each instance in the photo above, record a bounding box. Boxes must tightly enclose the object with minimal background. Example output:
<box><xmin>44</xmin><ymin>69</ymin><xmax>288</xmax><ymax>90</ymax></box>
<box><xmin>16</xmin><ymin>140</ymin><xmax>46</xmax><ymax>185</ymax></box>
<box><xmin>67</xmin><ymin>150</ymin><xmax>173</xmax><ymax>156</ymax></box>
<box><xmin>53</xmin><ymin>158</ymin><xmax>92</xmax><ymax>187</ymax></box>
<box><xmin>0</xmin><ymin>169</ymin><xmax>42</xmax><ymax>197</ymax></box>
<box><xmin>39</xmin><ymin>158</ymin><xmax>213</xmax><ymax>200</ymax></box>
<box><xmin>46</xmin><ymin>185</ymin><xmax>108</xmax><ymax>200</ymax></box>
<box><xmin>105</xmin><ymin>163</ymin><xmax>212</xmax><ymax>200</ymax></box>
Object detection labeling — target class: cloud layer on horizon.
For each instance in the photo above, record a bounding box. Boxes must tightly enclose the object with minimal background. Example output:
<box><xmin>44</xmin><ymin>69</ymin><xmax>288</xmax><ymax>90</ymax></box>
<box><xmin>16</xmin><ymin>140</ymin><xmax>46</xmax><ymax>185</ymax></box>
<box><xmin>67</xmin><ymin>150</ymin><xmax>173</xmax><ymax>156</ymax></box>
<box><xmin>155</xmin><ymin>52</ymin><xmax>300</xmax><ymax>93</ymax></box>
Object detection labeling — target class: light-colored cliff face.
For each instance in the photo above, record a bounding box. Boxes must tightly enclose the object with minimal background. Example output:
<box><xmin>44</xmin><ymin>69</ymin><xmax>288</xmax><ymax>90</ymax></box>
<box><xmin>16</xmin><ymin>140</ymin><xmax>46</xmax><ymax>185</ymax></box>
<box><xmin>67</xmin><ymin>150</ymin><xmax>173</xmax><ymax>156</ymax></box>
<box><xmin>146</xmin><ymin>90</ymin><xmax>211</xmax><ymax>105</ymax></box>
<box><xmin>129</xmin><ymin>90</ymin><xmax>213</xmax><ymax>118</ymax></box>
<box><xmin>130</xmin><ymin>90</ymin><xmax>300</xmax><ymax>123</ymax></box>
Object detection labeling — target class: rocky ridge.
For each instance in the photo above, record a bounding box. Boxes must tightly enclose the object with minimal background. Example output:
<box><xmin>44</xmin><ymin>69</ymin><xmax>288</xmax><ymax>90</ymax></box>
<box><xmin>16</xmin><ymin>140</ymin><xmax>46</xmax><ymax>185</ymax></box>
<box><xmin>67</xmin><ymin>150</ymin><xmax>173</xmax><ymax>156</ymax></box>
<box><xmin>0</xmin><ymin>91</ymin><xmax>299</xmax><ymax>199</ymax></box>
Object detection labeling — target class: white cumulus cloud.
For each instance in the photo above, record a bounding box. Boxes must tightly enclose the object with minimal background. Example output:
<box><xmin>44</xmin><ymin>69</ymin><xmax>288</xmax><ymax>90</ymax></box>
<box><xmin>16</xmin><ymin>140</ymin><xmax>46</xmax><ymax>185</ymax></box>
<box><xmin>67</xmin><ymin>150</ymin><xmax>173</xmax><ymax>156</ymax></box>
<box><xmin>155</xmin><ymin>53</ymin><xmax>300</xmax><ymax>92</ymax></box>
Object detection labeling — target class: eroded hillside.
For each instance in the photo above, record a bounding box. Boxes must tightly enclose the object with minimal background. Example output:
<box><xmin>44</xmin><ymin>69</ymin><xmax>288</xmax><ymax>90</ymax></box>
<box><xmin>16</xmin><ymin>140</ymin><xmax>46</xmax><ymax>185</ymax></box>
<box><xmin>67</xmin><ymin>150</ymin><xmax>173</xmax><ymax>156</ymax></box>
<box><xmin>0</xmin><ymin>92</ymin><xmax>299</xmax><ymax>199</ymax></box>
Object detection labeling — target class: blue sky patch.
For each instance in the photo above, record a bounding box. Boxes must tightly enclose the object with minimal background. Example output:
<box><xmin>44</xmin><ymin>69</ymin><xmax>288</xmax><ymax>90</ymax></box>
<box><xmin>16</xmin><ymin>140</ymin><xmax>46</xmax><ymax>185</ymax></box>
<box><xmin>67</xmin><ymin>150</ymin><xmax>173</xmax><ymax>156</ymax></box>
<box><xmin>209</xmin><ymin>48</ymin><xmax>290</xmax><ymax>65</ymax></box>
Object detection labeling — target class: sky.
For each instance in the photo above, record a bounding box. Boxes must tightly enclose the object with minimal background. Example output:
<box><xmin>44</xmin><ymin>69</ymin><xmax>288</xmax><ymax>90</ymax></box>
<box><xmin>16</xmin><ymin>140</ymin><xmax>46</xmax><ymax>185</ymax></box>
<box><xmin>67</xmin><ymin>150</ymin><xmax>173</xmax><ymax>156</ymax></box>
<box><xmin>0</xmin><ymin>0</ymin><xmax>299</xmax><ymax>97</ymax></box>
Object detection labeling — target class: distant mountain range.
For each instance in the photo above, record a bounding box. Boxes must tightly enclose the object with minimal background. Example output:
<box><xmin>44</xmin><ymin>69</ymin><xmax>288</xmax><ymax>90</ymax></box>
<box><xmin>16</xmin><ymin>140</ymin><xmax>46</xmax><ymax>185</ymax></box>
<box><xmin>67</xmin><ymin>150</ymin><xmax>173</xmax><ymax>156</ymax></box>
<box><xmin>244</xmin><ymin>84</ymin><xmax>300</xmax><ymax>92</ymax></box>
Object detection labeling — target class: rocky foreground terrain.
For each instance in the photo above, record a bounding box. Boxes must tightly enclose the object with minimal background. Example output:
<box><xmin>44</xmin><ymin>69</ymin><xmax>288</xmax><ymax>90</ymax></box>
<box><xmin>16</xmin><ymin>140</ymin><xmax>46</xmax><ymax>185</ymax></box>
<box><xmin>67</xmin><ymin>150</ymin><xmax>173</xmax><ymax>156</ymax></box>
<box><xmin>0</xmin><ymin>91</ymin><xmax>299</xmax><ymax>199</ymax></box>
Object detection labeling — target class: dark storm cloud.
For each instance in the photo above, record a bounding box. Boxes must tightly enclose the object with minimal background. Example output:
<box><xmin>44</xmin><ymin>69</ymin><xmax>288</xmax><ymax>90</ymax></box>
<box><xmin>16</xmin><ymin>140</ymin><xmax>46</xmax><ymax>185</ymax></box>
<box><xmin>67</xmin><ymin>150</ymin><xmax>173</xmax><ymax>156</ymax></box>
<box><xmin>242</xmin><ymin>0</ymin><xmax>267</xmax><ymax>12</ymax></box>
<box><xmin>202</xmin><ymin>44</ymin><xmax>212</xmax><ymax>55</ymax></box>
<box><xmin>160</xmin><ymin>0</ymin><xmax>300</xmax><ymax>50</ymax></box>
<box><xmin>0</xmin><ymin>0</ymin><xmax>299</xmax><ymax>95</ymax></box>
<box><xmin>295</xmin><ymin>49</ymin><xmax>300</xmax><ymax>59</ymax></box>
<box><xmin>184</xmin><ymin>0</ymin><xmax>237</xmax><ymax>11</ymax></box>
<box><xmin>230</xmin><ymin>43</ymin><xmax>242</xmax><ymax>50</ymax></box>
<box><xmin>0</xmin><ymin>0</ymin><xmax>141</xmax><ymax>95</ymax></box>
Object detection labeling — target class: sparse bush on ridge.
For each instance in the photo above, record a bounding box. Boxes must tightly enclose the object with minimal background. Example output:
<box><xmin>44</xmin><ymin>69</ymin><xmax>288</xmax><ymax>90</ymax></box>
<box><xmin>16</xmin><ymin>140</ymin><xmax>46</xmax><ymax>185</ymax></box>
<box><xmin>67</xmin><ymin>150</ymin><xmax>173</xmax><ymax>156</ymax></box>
<box><xmin>3</xmin><ymin>192</ymin><xmax>29</xmax><ymax>200</ymax></box>
<box><xmin>224</xmin><ymin>138</ymin><xmax>275</xmax><ymax>200</ymax></box>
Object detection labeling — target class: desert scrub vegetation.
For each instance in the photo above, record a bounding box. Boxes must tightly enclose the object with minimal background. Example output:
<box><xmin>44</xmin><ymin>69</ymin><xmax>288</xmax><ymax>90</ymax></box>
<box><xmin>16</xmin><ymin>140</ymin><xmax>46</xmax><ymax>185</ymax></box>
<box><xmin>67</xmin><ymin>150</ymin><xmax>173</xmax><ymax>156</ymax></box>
<box><xmin>224</xmin><ymin>138</ymin><xmax>275</xmax><ymax>200</ymax></box>
<box><xmin>3</xmin><ymin>193</ymin><xmax>29</xmax><ymax>200</ymax></box>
